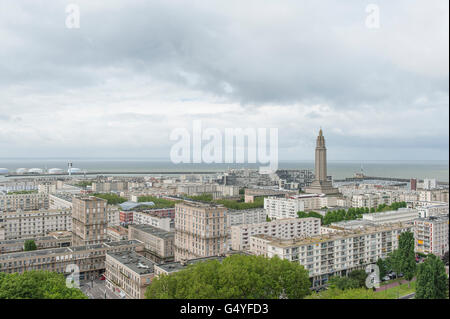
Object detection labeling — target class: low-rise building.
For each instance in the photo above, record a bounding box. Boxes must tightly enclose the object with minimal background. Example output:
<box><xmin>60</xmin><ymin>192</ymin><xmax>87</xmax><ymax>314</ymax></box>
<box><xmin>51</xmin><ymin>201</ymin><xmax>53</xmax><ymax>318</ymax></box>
<box><xmin>0</xmin><ymin>231</ymin><xmax>72</xmax><ymax>254</ymax></box>
<box><xmin>231</xmin><ymin>217</ymin><xmax>321</xmax><ymax>251</ymax></box>
<box><xmin>0</xmin><ymin>209</ymin><xmax>72</xmax><ymax>240</ymax></box>
<box><xmin>128</xmin><ymin>224</ymin><xmax>174</xmax><ymax>263</ymax></box>
<box><xmin>0</xmin><ymin>193</ymin><xmax>49</xmax><ymax>212</ymax></box>
<box><xmin>361</xmin><ymin>208</ymin><xmax>419</xmax><ymax>225</ymax></box>
<box><xmin>0</xmin><ymin>240</ymin><xmax>144</xmax><ymax>281</ymax></box>
<box><xmin>106</xmin><ymin>226</ymin><xmax>129</xmax><ymax>241</ymax></box>
<box><xmin>105</xmin><ymin>251</ymin><xmax>154</xmax><ymax>299</ymax></box>
<box><xmin>132</xmin><ymin>211</ymin><xmax>172</xmax><ymax>231</ymax></box>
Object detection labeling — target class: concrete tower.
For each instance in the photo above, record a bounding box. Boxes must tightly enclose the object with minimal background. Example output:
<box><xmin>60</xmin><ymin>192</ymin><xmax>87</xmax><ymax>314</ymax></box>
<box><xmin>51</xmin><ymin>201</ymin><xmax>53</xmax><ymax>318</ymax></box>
<box><xmin>305</xmin><ymin>129</ymin><xmax>339</xmax><ymax>195</ymax></box>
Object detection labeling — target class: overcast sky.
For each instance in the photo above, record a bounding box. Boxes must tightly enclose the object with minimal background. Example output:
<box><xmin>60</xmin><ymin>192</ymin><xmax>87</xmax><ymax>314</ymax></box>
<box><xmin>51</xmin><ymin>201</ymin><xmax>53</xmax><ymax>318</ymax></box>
<box><xmin>0</xmin><ymin>0</ymin><xmax>448</xmax><ymax>161</ymax></box>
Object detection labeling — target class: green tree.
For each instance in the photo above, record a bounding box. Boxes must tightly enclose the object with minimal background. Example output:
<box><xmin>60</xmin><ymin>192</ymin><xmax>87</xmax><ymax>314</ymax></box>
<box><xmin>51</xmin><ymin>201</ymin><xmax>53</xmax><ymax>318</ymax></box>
<box><xmin>348</xmin><ymin>270</ymin><xmax>367</xmax><ymax>288</ymax></box>
<box><xmin>145</xmin><ymin>254</ymin><xmax>311</xmax><ymax>299</ymax></box>
<box><xmin>416</xmin><ymin>254</ymin><xmax>449</xmax><ymax>299</ymax></box>
<box><xmin>328</xmin><ymin>276</ymin><xmax>360</xmax><ymax>290</ymax></box>
<box><xmin>397</xmin><ymin>231</ymin><xmax>416</xmax><ymax>286</ymax></box>
<box><xmin>23</xmin><ymin>240</ymin><xmax>37</xmax><ymax>251</ymax></box>
<box><xmin>0</xmin><ymin>271</ymin><xmax>87</xmax><ymax>299</ymax></box>
<box><xmin>376</xmin><ymin>258</ymin><xmax>389</xmax><ymax>279</ymax></box>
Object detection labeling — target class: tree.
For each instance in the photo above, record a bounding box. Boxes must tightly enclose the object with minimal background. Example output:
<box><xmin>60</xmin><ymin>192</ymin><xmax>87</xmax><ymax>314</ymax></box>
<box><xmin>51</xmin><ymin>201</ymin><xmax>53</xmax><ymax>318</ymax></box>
<box><xmin>376</xmin><ymin>258</ymin><xmax>389</xmax><ymax>279</ymax></box>
<box><xmin>0</xmin><ymin>271</ymin><xmax>87</xmax><ymax>299</ymax></box>
<box><xmin>145</xmin><ymin>254</ymin><xmax>311</xmax><ymax>299</ymax></box>
<box><xmin>328</xmin><ymin>276</ymin><xmax>360</xmax><ymax>290</ymax></box>
<box><xmin>24</xmin><ymin>240</ymin><xmax>37</xmax><ymax>251</ymax></box>
<box><xmin>348</xmin><ymin>270</ymin><xmax>367</xmax><ymax>288</ymax></box>
<box><xmin>397</xmin><ymin>231</ymin><xmax>416</xmax><ymax>286</ymax></box>
<box><xmin>416</xmin><ymin>254</ymin><xmax>449</xmax><ymax>299</ymax></box>
<box><xmin>442</xmin><ymin>251</ymin><xmax>449</xmax><ymax>266</ymax></box>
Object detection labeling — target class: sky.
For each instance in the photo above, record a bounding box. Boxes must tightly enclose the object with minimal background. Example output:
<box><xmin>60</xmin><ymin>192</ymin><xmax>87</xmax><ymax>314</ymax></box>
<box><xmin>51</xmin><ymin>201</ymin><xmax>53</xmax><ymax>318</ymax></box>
<box><xmin>0</xmin><ymin>0</ymin><xmax>448</xmax><ymax>161</ymax></box>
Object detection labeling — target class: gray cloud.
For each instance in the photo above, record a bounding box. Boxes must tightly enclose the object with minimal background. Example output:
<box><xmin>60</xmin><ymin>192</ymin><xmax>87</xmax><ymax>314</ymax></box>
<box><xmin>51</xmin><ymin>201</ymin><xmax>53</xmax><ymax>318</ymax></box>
<box><xmin>0</xmin><ymin>0</ymin><xmax>448</xmax><ymax>160</ymax></box>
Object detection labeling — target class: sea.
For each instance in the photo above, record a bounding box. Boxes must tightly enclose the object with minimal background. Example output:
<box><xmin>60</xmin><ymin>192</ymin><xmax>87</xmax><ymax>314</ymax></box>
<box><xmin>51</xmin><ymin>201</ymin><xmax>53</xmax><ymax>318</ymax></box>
<box><xmin>0</xmin><ymin>158</ymin><xmax>448</xmax><ymax>182</ymax></box>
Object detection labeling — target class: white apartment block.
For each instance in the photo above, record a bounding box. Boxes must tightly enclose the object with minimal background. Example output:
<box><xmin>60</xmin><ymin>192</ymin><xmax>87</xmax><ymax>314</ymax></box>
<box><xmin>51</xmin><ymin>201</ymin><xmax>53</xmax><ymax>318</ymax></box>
<box><xmin>362</xmin><ymin>208</ymin><xmax>420</xmax><ymax>225</ymax></box>
<box><xmin>0</xmin><ymin>209</ymin><xmax>72</xmax><ymax>240</ymax></box>
<box><xmin>264</xmin><ymin>194</ymin><xmax>336</xmax><ymax>220</ymax></box>
<box><xmin>226</xmin><ymin>209</ymin><xmax>267</xmax><ymax>227</ymax></box>
<box><xmin>107</xmin><ymin>206</ymin><xmax>120</xmax><ymax>227</ymax></box>
<box><xmin>0</xmin><ymin>193</ymin><xmax>49</xmax><ymax>212</ymax></box>
<box><xmin>414</xmin><ymin>214</ymin><xmax>449</xmax><ymax>257</ymax></box>
<box><xmin>422</xmin><ymin>178</ymin><xmax>437</xmax><ymax>190</ymax></box>
<box><xmin>132</xmin><ymin>211</ymin><xmax>172</xmax><ymax>231</ymax></box>
<box><xmin>415</xmin><ymin>202</ymin><xmax>448</xmax><ymax>218</ymax></box>
<box><xmin>250</xmin><ymin>223</ymin><xmax>413</xmax><ymax>287</ymax></box>
<box><xmin>231</xmin><ymin>217</ymin><xmax>321</xmax><ymax>251</ymax></box>
<box><xmin>351</xmin><ymin>193</ymin><xmax>392</xmax><ymax>208</ymax></box>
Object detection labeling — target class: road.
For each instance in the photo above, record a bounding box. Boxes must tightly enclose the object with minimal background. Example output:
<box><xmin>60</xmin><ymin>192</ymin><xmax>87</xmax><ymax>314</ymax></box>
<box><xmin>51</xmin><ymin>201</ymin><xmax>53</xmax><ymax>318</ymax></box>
<box><xmin>80</xmin><ymin>280</ymin><xmax>120</xmax><ymax>299</ymax></box>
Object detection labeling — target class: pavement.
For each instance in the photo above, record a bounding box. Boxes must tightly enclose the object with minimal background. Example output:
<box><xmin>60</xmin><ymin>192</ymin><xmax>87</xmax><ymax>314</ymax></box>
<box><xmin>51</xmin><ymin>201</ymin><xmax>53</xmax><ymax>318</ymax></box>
<box><xmin>80</xmin><ymin>279</ymin><xmax>120</xmax><ymax>299</ymax></box>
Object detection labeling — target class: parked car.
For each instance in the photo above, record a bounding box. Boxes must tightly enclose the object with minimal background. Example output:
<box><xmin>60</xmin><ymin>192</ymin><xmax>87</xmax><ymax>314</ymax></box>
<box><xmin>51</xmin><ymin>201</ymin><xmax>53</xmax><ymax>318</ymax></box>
<box><xmin>382</xmin><ymin>276</ymin><xmax>390</xmax><ymax>281</ymax></box>
<box><xmin>398</xmin><ymin>273</ymin><xmax>404</xmax><ymax>278</ymax></box>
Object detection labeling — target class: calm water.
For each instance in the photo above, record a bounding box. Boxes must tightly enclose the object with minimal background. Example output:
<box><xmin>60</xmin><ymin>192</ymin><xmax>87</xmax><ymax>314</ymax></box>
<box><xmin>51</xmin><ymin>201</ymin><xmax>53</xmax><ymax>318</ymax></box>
<box><xmin>0</xmin><ymin>158</ymin><xmax>448</xmax><ymax>182</ymax></box>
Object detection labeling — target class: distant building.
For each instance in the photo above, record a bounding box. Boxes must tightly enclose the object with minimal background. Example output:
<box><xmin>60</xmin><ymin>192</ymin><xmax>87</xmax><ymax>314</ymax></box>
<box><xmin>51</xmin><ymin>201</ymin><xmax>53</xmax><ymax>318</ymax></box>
<box><xmin>422</xmin><ymin>178</ymin><xmax>437</xmax><ymax>190</ymax></box>
<box><xmin>106</xmin><ymin>225</ymin><xmax>129</xmax><ymax>241</ymax></box>
<box><xmin>0</xmin><ymin>193</ymin><xmax>49</xmax><ymax>212</ymax></box>
<box><xmin>361</xmin><ymin>208</ymin><xmax>420</xmax><ymax>225</ymax></box>
<box><xmin>410</xmin><ymin>178</ymin><xmax>417</xmax><ymax>191</ymax></box>
<box><xmin>305</xmin><ymin>129</ymin><xmax>340</xmax><ymax>195</ymax></box>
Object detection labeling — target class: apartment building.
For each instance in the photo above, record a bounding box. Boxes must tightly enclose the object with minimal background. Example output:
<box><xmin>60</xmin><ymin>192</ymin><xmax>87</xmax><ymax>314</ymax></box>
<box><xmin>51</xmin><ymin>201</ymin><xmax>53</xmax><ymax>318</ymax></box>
<box><xmin>0</xmin><ymin>193</ymin><xmax>49</xmax><ymax>212</ymax></box>
<box><xmin>0</xmin><ymin>231</ymin><xmax>71</xmax><ymax>254</ymax></box>
<box><xmin>415</xmin><ymin>202</ymin><xmax>448</xmax><ymax>218</ymax></box>
<box><xmin>231</xmin><ymin>217</ymin><xmax>321</xmax><ymax>251</ymax></box>
<box><xmin>351</xmin><ymin>193</ymin><xmax>392</xmax><ymax>208</ymax></box>
<box><xmin>419</xmin><ymin>189</ymin><xmax>449</xmax><ymax>203</ymax></box>
<box><xmin>72</xmin><ymin>196</ymin><xmax>108</xmax><ymax>246</ymax></box>
<box><xmin>250</xmin><ymin>223</ymin><xmax>413</xmax><ymax>287</ymax></box>
<box><xmin>174</xmin><ymin>201</ymin><xmax>227</xmax><ymax>262</ymax></box>
<box><xmin>264</xmin><ymin>194</ymin><xmax>336</xmax><ymax>220</ymax></box>
<box><xmin>49</xmin><ymin>193</ymin><xmax>73</xmax><ymax>209</ymax></box>
<box><xmin>0</xmin><ymin>240</ymin><xmax>144</xmax><ymax>281</ymax></box>
<box><xmin>132</xmin><ymin>211</ymin><xmax>172</xmax><ymax>231</ymax></box>
<box><xmin>106</xmin><ymin>226</ymin><xmax>129</xmax><ymax>241</ymax></box>
<box><xmin>0</xmin><ymin>209</ymin><xmax>72</xmax><ymax>240</ymax></box>
<box><xmin>92</xmin><ymin>181</ymin><xmax>128</xmax><ymax>193</ymax></box>
<box><xmin>414</xmin><ymin>214</ymin><xmax>449</xmax><ymax>257</ymax></box>
<box><xmin>107</xmin><ymin>206</ymin><xmax>120</xmax><ymax>227</ymax></box>
<box><xmin>226</xmin><ymin>209</ymin><xmax>267</xmax><ymax>227</ymax></box>
<box><xmin>128</xmin><ymin>224</ymin><xmax>174</xmax><ymax>263</ymax></box>
<box><xmin>105</xmin><ymin>251</ymin><xmax>154</xmax><ymax>299</ymax></box>
<box><xmin>362</xmin><ymin>208</ymin><xmax>420</xmax><ymax>225</ymax></box>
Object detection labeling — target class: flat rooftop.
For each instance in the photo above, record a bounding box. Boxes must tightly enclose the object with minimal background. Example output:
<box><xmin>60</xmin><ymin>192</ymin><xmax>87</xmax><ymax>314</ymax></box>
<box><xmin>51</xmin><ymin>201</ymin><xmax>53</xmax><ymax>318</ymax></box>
<box><xmin>156</xmin><ymin>255</ymin><xmax>226</xmax><ymax>273</ymax></box>
<box><xmin>251</xmin><ymin>222</ymin><xmax>412</xmax><ymax>248</ymax></box>
<box><xmin>129</xmin><ymin>224</ymin><xmax>174</xmax><ymax>239</ymax></box>
<box><xmin>107</xmin><ymin>250</ymin><xmax>154</xmax><ymax>275</ymax></box>
<box><xmin>0</xmin><ymin>240</ymin><xmax>142</xmax><ymax>261</ymax></box>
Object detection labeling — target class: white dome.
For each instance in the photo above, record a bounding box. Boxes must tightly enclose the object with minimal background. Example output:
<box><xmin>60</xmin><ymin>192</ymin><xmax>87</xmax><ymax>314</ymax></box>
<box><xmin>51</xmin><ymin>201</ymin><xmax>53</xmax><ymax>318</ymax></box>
<box><xmin>16</xmin><ymin>168</ymin><xmax>28</xmax><ymax>174</ymax></box>
<box><xmin>28</xmin><ymin>168</ymin><xmax>43</xmax><ymax>174</ymax></box>
<box><xmin>48</xmin><ymin>168</ymin><xmax>64</xmax><ymax>174</ymax></box>
<box><xmin>0</xmin><ymin>168</ymin><xmax>9</xmax><ymax>175</ymax></box>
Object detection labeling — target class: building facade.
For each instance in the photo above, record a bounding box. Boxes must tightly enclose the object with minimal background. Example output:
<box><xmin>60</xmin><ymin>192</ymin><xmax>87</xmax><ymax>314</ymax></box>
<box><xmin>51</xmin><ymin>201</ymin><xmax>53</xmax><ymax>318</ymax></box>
<box><xmin>72</xmin><ymin>196</ymin><xmax>108</xmax><ymax>246</ymax></box>
<box><xmin>174</xmin><ymin>201</ymin><xmax>227</xmax><ymax>262</ymax></box>
<box><xmin>414</xmin><ymin>214</ymin><xmax>449</xmax><ymax>257</ymax></box>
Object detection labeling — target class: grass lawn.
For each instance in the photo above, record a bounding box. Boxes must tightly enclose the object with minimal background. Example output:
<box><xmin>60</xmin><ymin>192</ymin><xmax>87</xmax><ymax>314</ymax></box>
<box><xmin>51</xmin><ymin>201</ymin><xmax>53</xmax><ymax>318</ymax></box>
<box><xmin>375</xmin><ymin>281</ymin><xmax>416</xmax><ymax>299</ymax></box>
